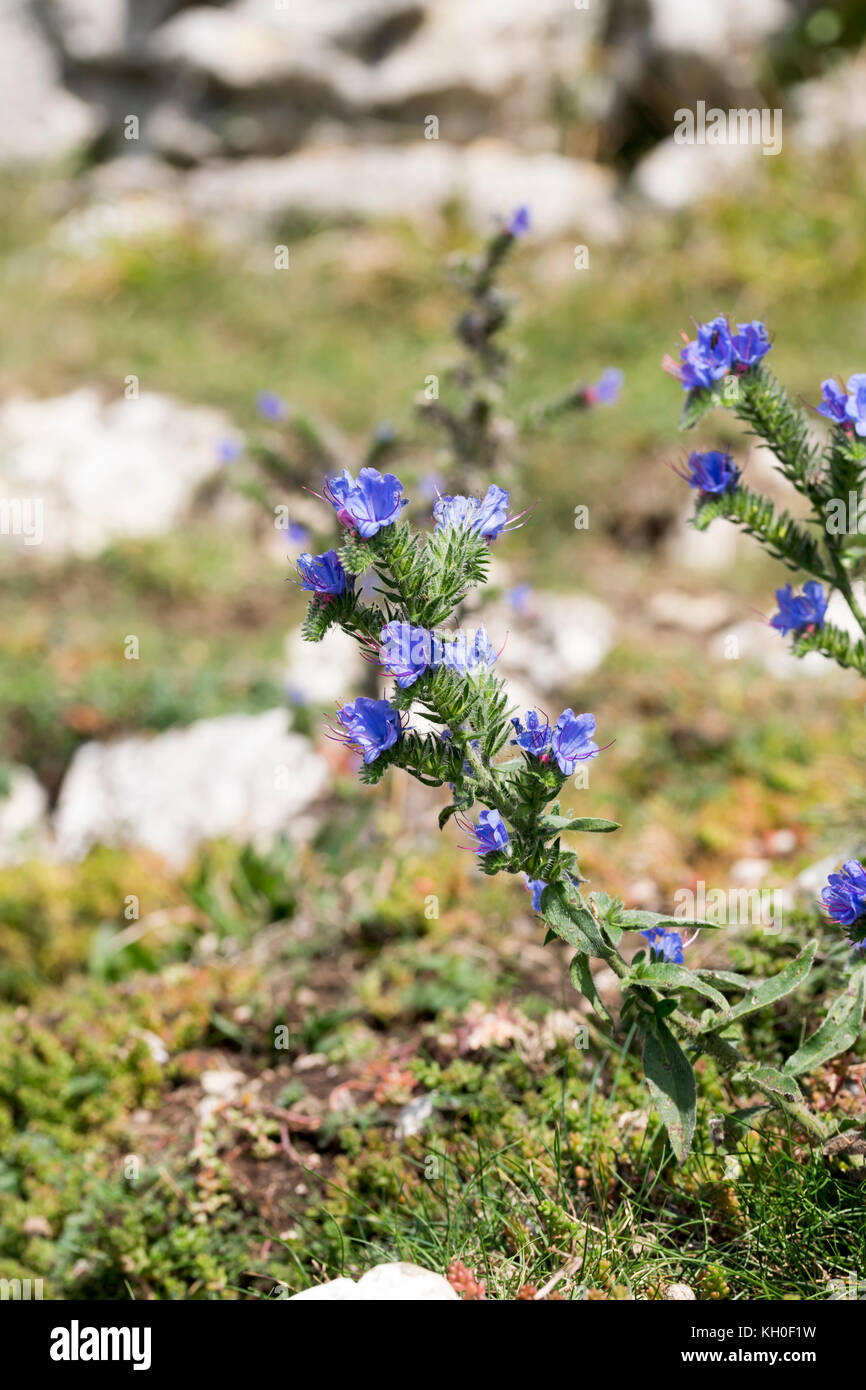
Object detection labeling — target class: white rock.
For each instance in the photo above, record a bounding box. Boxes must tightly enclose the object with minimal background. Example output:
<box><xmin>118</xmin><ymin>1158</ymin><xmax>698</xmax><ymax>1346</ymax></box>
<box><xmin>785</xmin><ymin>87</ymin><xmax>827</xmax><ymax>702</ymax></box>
<box><xmin>0</xmin><ymin>767</ymin><xmax>50</xmax><ymax>866</ymax></box>
<box><xmin>150</xmin><ymin>5</ymin><xmax>366</xmax><ymax>103</ymax></box>
<box><xmin>633</xmin><ymin>137</ymin><xmax>763</xmax><ymax>214</ymax></box>
<box><xmin>289</xmin><ymin>1277</ymin><xmax>359</xmax><ymax>1302</ymax></box>
<box><xmin>0</xmin><ymin>390</ymin><xmax>231</xmax><ymax>557</ymax></box>
<box><xmin>48</xmin><ymin>0</ymin><xmax>128</xmax><ymax>64</ymax></box>
<box><xmin>183</xmin><ymin>139</ymin><xmax>624</xmax><ymax>242</ymax></box>
<box><xmin>796</xmin><ymin>853</ymin><xmax>849</xmax><ymax>900</ymax></box>
<box><xmin>793</xmin><ymin>50</ymin><xmax>866</xmax><ymax>151</ymax></box>
<box><xmin>394</xmin><ymin>1093</ymin><xmax>435</xmax><ymax>1140</ymax></box>
<box><xmin>662</xmin><ymin>1282</ymin><xmax>696</xmax><ymax>1301</ymax></box>
<box><xmin>648</xmin><ymin>590</ymin><xmax>734</xmax><ymax>634</ymax></box>
<box><xmin>284</xmin><ymin>627</ymin><xmax>366</xmax><ymax>709</ymax></box>
<box><xmin>665</xmin><ymin>506</ymin><xmax>741</xmax><ymax>572</ymax></box>
<box><xmin>478</xmin><ymin>591</ymin><xmax>615</xmax><ymax>695</ymax></box>
<box><xmin>730</xmin><ymin>857</ymin><xmax>770</xmax><ymax>889</ymax></box>
<box><xmin>646</xmin><ymin>0</ymin><xmax>789</xmax><ymax>59</ymax></box>
<box><xmin>0</xmin><ymin>8</ymin><xmax>102</xmax><ymax>166</ymax></box>
<box><xmin>289</xmin><ymin>1262</ymin><xmax>458</xmax><ymax>1301</ymax></box>
<box><xmin>368</xmin><ymin>0</ymin><xmax>597</xmax><ymax>115</ymax></box>
<box><xmin>53</xmin><ymin>709</ymin><xmax>330</xmax><ymax>868</ymax></box>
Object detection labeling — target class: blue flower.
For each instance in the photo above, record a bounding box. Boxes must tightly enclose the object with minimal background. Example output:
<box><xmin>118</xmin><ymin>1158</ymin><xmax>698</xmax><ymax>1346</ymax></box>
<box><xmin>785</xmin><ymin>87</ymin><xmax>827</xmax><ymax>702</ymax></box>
<box><xmin>380</xmin><ymin>621</ymin><xmax>432</xmax><ymax>688</ymax></box>
<box><xmin>334</xmin><ymin>696</ymin><xmax>403</xmax><ymax>764</ymax></box>
<box><xmin>470</xmin><ymin>809</ymin><xmax>510</xmax><ymax>855</ymax></box>
<box><xmin>443</xmin><ymin>626</ymin><xmax>498</xmax><ymax>676</ymax></box>
<box><xmin>588</xmin><ymin>367</ymin><xmax>624</xmax><ymax>405</ymax></box>
<box><xmin>551</xmin><ymin>710</ymin><xmax>599</xmax><ymax>776</ymax></box>
<box><xmin>507</xmin><ymin>582</ymin><xmax>533</xmax><ymax>614</ymax></box>
<box><xmin>817</xmin><ymin>378</ymin><xmax>849</xmax><ymax>424</ymax></box>
<box><xmin>433</xmin><ymin>485</ymin><xmax>512</xmax><ymax>540</ymax></box>
<box><xmin>770</xmin><ymin>581</ymin><xmax>827</xmax><ymax>636</ymax></box>
<box><xmin>845</xmin><ymin>373</ymin><xmax>866</xmax><ymax>437</ymax></box>
<box><xmin>511</xmin><ymin>710</ymin><xmax>552</xmax><ymax>756</ymax></box>
<box><xmin>731</xmin><ymin>320</ymin><xmax>772</xmax><ymax>367</ymax></box>
<box><xmin>257</xmin><ymin>390</ymin><xmax>288</xmax><ymax>421</ymax></box>
<box><xmin>506</xmin><ymin>205</ymin><xmax>531</xmax><ymax>238</ymax></box>
<box><xmin>525</xmin><ymin>876</ymin><xmax>547</xmax><ymax>911</ymax></box>
<box><xmin>678</xmin><ymin>315</ymin><xmax>735</xmax><ymax>390</ymax></box>
<box><xmin>216</xmin><ymin>436</ymin><xmax>243</xmax><ymax>464</ymax></box>
<box><xmin>325</xmin><ymin>467</ymin><xmax>407</xmax><ymax>538</ymax></box>
<box><xmin>821</xmin><ymin>860</ymin><xmax>866</xmax><ymax>939</ymax></box>
<box><xmin>641</xmin><ymin>927</ymin><xmax>685</xmax><ymax>964</ymax></box>
<box><xmin>675</xmin><ymin>450</ymin><xmax>740</xmax><ymax>495</ymax></box>
<box><xmin>296</xmin><ymin>549</ymin><xmax>351</xmax><ymax>596</ymax></box>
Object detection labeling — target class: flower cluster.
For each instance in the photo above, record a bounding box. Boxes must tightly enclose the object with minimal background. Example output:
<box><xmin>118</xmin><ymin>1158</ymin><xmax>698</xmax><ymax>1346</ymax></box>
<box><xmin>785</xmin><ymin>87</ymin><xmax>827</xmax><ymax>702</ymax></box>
<box><xmin>511</xmin><ymin>709</ymin><xmax>601</xmax><ymax>776</ymax></box>
<box><xmin>674</xmin><ymin>450</ymin><xmax>740</xmax><ymax>496</ymax></box>
<box><xmin>296</xmin><ymin>550</ymin><xmax>352</xmax><ymax>596</ymax></box>
<box><xmin>433</xmin><ymin>484</ymin><xmax>516</xmax><ymax>539</ymax></box>
<box><xmin>817</xmin><ymin>375</ymin><xmax>866</xmax><ymax>436</ymax></box>
<box><xmin>641</xmin><ymin>927</ymin><xmax>686</xmax><ymax>964</ymax></box>
<box><xmin>378</xmin><ymin>622</ymin><xmax>498</xmax><ymax>688</ymax></box>
<box><xmin>821</xmin><ymin>860</ymin><xmax>866</xmax><ymax>947</ymax></box>
<box><xmin>769</xmin><ymin>582</ymin><xmax>827</xmax><ymax>636</ymax></box>
<box><xmin>325</xmin><ymin>467</ymin><xmax>407</xmax><ymax>538</ymax></box>
<box><xmin>664</xmin><ymin>315</ymin><xmax>772</xmax><ymax>392</ymax></box>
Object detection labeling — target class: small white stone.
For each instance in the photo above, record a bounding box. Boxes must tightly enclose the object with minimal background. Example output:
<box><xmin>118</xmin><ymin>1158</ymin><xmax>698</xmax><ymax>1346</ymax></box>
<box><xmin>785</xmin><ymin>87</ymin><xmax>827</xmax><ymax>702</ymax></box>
<box><xmin>662</xmin><ymin>1282</ymin><xmax>696</xmax><ymax>1301</ymax></box>
<box><xmin>288</xmin><ymin>1262</ymin><xmax>458</xmax><ymax>1301</ymax></box>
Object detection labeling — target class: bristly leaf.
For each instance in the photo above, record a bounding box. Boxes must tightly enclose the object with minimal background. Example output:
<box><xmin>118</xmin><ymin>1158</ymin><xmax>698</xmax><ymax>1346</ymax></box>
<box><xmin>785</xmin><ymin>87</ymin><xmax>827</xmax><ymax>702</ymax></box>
<box><xmin>699</xmin><ymin>941</ymin><xmax>817</xmax><ymax>1033</ymax></box>
<box><xmin>693</xmin><ymin>484</ymin><xmax>826</xmax><ymax>579</ymax></box>
<box><xmin>783</xmin><ymin>963</ymin><xmax>866</xmax><ymax>1077</ymax></box>
<box><xmin>540</xmin><ymin>881</ymin><xmax>608</xmax><ymax>957</ymax></box>
<box><xmin>643</xmin><ymin>1018</ymin><xmax>697</xmax><ymax>1163</ymax></box>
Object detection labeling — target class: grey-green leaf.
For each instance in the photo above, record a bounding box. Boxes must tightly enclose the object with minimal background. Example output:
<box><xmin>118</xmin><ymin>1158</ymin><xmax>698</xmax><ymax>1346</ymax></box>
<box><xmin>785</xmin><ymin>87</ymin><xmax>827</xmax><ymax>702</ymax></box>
<box><xmin>783</xmin><ymin>964</ymin><xmax>866</xmax><ymax>1077</ymax></box>
<box><xmin>569</xmin><ymin>953</ymin><xmax>613</xmax><ymax>1025</ymax></box>
<box><xmin>540</xmin><ymin>882</ymin><xmax>608</xmax><ymax>957</ymax></box>
<box><xmin>700</xmin><ymin>941</ymin><xmax>817</xmax><ymax>1033</ymax></box>
<box><xmin>737</xmin><ymin>1063</ymin><xmax>803</xmax><ymax>1104</ymax></box>
<box><xmin>631</xmin><ymin>962</ymin><xmax>728</xmax><ymax>1011</ymax></box>
<box><xmin>643</xmin><ymin>1020</ymin><xmax>697</xmax><ymax>1163</ymax></box>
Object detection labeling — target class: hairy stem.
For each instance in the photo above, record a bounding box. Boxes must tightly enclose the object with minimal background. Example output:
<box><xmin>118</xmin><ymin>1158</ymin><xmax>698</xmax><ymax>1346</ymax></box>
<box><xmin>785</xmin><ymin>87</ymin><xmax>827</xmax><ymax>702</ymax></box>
<box><xmin>598</xmin><ymin>947</ymin><xmax>832</xmax><ymax>1142</ymax></box>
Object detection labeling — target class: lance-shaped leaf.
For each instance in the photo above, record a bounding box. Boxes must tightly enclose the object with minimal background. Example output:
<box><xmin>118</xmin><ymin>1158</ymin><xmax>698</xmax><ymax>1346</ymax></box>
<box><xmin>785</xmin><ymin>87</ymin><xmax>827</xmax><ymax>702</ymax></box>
<box><xmin>588</xmin><ymin>890</ymin><xmax>624</xmax><ymax>946</ymax></box>
<box><xmin>629</xmin><ymin>961</ymin><xmax>728</xmax><ymax>1012</ymax></box>
<box><xmin>538</xmin><ymin>814</ymin><xmax>620</xmax><ymax>836</ymax></box>
<box><xmin>618</xmin><ymin>907</ymin><xmax>720</xmax><ymax>932</ymax></box>
<box><xmin>569</xmin><ymin>953</ymin><xmax>613</xmax><ymax>1025</ymax></box>
<box><xmin>643</xmin><ymin>1018</ymin><xmax>697</xmax><ymax>1162</ymax></box>
<box><xmin>679</xmin><ymin>385</ymin><xmax>719</xmax><ymax>430</ymax></box>
<box><xmin>783</xmin><ymin>964</ymin><xmax>866</xmax><ymax>1077</ymax></box>
<box><xmin>735</xmin><ymin>1063</ymin><xmax>802</xmax><ymax>1105</ymax></box>
<box><xmin>540</xmin><ymin>881</ymin><xmax>608</xmax><ymax>957</ymax></box>
<box><xmin>700</xmin><ymin>941</ymin><xmax>817</xmax><ymax>1034</ymax></box>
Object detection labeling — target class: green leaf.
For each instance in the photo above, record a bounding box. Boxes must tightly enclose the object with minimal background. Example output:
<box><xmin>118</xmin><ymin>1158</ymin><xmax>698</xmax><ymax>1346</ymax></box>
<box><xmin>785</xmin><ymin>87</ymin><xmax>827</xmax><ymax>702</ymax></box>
<box><xmin>643</xmin><ymin>1019</ymin><xmax>697</xmax><ymax>1163</ymax></box>
<box><xmin>540</xmin><ymin>881</ymin><xmax>608</xmax><ymax>957</ymax></box>
<box><xmin>679</xmin><ymin>385</ymin><xmax>718</xmax><ymax>430</ymax></box>
<box><xmin>539</xmin><ymin>814</ymin><xmax>620</xmax><ymax>836</ymax></box>
<box><xmin>735</xmin><ymin>1064</ymin><xmax>802</xmax><ymax>1104</ymax></box>
<box><xmin>569</xmin><ymin>953</ymin><xmax>612</xmax><ymax>1025</ymax></box>
<box><xmin>618</xmin><ymin>908</ymin><xmax>720</xmax><ymax>932</ymax></box>
<box><xmin>588</xmin><ymin>891</ymin><xmax>624</xmax><ymax>945</ymax></box>
<box><xmin>695</xmin><ymin>969</ymin><xmax>753</xmax><ymax>989</ymax></box>
<box><xmin>631</xmin><ymin>961</ymin><xmax>728</xmax><ymax>1011</ymax></box>
<box><xmin>783</xmin><ymin>964</ymin><xmax>866</xmax><ymax>1077</ymax></box>
<box><xmin>700</xmin><ymin>941</ymin><xmax>817</xmax><ymax>1033</ymax></box>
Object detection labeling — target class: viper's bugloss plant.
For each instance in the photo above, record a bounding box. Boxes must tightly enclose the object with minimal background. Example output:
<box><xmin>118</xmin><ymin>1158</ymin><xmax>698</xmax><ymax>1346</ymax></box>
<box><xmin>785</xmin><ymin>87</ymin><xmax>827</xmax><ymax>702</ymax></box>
<box><xmin>663</xmin><ymin>312</ymin><xmax>866</xmax><ymax>1116</ymax></box>
<box><xmin>301</xmin><ymin>456</ymin><xmax>852</xmax><ymax>1160</ymax></box>
<box><xmin>226</xmin><ymin>207</ymin><xmax>622</xmax><ymax>523</ymax></box>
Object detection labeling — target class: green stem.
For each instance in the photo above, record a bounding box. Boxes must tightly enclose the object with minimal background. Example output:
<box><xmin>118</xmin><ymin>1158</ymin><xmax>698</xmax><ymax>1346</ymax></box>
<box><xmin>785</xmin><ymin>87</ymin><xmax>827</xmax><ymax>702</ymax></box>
<box><xmin>596</xmin><ymin>947</ymin><xmax>831</xmax><ymax>1142</ymax></box>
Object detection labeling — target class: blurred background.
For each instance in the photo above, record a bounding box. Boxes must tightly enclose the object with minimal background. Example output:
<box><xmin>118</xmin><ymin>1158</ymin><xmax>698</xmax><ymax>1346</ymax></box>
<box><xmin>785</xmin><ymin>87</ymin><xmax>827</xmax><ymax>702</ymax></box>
<box><xmin>1</xmin><ymin>0</ymin><xmax>866</xmax><ymax>1299</ymax></box>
